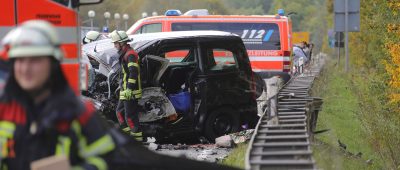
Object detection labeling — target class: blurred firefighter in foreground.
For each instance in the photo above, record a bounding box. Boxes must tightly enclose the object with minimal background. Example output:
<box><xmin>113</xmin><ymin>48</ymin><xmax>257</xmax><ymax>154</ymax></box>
<box><xmin>110</xmin><ymin>30</ymin><xmax>143</xmax><ymax>141</ymax></box>
<box><xmin>0</xmin><ymin>20</ymin><xmax>116</xmax><ymax>169</ymax></box>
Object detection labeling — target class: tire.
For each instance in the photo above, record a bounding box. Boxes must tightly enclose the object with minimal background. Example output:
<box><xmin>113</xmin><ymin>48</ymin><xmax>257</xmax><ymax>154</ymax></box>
<box><xmin>204</xmin><ymin>108</ymin><xmax>240</xmax><ymax>142</ymax></box>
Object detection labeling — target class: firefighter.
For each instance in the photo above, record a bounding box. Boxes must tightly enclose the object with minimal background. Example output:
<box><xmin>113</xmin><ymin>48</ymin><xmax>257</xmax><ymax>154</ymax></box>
<box><xmin>0</xmin><ymin>20</ymin><xmax>116</xmax><ymax>169</ymax></box>
<box><xmin>109</xmin><ymin>30</ymin><xmax>143</xmax><ymax>141</ymax></box>
<box><xmin>83</xmin><ymin>30</ymin><xmax>103</xmax><ymax>44</ymax></box>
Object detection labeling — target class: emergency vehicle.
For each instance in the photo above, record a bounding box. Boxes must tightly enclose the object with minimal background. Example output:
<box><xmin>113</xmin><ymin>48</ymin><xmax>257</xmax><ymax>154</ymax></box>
<box><xmin>0</xmin><ymin>0</ymin><xmax>102</xmax><ymax>94</ymax></box>
<box><xmin>127</xmin><ymin>9</ymin><xmax>293</xmax><ymax>82</ymax></box>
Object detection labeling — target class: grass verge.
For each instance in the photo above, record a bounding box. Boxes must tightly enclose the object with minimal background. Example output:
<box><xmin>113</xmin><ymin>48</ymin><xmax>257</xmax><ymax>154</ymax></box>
<box><xmin>311</xmin><ymin>58</ymin><xmax>382</xmax><ymax>169</ymax></box>
<box><xmin>221</xmin><ymin>143</ymin><xmax>248</xmax><ymax>169</ymax></box>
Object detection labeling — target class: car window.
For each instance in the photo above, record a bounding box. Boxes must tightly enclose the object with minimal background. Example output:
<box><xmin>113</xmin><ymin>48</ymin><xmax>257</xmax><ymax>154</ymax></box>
<box><xmin>133</xmin><ymin>28</ymin><xmax>141</xmax><ymax>34</ymax></box>
<box><xmin>157</xmin><ymin>45</ymin><xmax>196</xmax><ymax>64</ymax></box>
<box><xmin>165</xmin><ymin>49</ymin><xmax>191</xmax><ymax>63</ymax></box>
<box><xmin>141</xmin><ymin>23</ymin><xmax>162</xmax><ymax>34</ymax></box>
<box><xmin>205</xmin><ymin>48</ymin><xmax>238</xmax><ymax>72</ymax></box>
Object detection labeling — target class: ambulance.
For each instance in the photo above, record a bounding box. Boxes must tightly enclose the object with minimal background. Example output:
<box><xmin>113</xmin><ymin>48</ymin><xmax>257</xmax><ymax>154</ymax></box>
<box><xmin>127</xmin><ymin>9</ymin><xmax>293</xmax><ymax>82</ymax></box>
<box><xmin>0</xmin><ymin>0</ymin><xmax>102</xmax><ymax>94</ymax></box>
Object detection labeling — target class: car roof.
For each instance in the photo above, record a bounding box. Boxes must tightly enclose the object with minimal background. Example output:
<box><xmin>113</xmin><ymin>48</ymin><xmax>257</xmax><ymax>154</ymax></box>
<box><xmin>131</xmin><ymin>31</ymin><xmax>241</xmax><ymax>52</ymax></box>
<box><xmin>82</xmin><ymin>31</ymin><xmax>241</xmax><ymax>55</ymax></box>
<box><xmin>132</xmin><ymin>30</ymin><xmax>237</xmax><ymax>41</ymax></box>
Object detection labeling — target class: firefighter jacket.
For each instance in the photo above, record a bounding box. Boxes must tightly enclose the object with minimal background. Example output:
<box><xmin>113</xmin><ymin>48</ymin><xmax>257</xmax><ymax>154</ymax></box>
<box><xmin>118</xmin><ymin>47</ymin><xmax>142</xmax><ymax>100</ymax></box>
<box><xmin>0</xmin><ymin>87</ymin><xmax>116</xmax><ymax>170</ymax></box>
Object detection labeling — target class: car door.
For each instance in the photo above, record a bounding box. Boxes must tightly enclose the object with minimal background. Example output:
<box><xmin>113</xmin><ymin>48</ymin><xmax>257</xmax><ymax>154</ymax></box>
<box><xmin>197</xmin><ymin>39</ymin><xmax>254</xmax><ymax>139</ymax></box>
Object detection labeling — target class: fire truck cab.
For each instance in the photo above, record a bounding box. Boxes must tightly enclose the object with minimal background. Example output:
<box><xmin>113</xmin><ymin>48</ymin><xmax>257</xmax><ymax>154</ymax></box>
<box><xmin>127</xmin><ymin>9</ymin><xmax>293</xmax><ymax>82</ymax></box>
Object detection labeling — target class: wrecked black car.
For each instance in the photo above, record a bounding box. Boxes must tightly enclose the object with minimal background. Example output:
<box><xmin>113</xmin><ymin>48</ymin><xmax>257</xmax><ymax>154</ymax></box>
<box><xmin>82</xmin><ymin>31</ymin><xmax>264</xmax><ymax>142</ymax></box>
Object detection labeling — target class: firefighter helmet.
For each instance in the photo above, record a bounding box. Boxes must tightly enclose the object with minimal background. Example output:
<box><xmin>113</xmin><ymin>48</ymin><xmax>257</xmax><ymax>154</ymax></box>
<box><xmin>110</xmin><ymin>30</ymin><xmax>131</xmax><ymax>43</ymax></box>
<box><xmin>7</xmin><ymin>20</ymin><xmax>63</xmax><ymax>61</ymax></box>
<box><xmin>83</xmin><ymin>31</ymin><xmax>101</xmax><ymax>44</ymax></box>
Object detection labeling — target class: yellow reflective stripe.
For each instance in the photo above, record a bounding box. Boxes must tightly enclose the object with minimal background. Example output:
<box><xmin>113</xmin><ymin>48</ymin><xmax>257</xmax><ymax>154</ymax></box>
<box><xmin>87</xmin><ymin>157</ymin><xmax>107</xmax><ymax>170</ymax></box>
<box><xmin>122</xmin><ymin>67</ymin><xmax>127</xmax><ymax>90</ymax></box>
<box><xmin>132</xmin><ymin>90</ymin><xmax>141</xmax><ymax>95</ymax></box>
<box><xmin>0</xmin><ymin>131</ymin><xmax>13</xmax><ymax>138</ymax></box>
<box><xmin>122</xmin><ymin>66</ymin><xmax>126</xmax><ymax>74</ymax></box>
<box><xmin>71</xmin><ymin>120</ymin><xmax>114</xmax><ymax>170</ymax></box>
<box><xmin>128</xmin><ymin>62</ymin><xmax>139</xmax><ymax>67</ymax></box>
<box><xmin>55</xmin><ymin>136</ymin><xmax>71</xmax><ymax>156</ymax></box>
<box><xmin>0</xmin><ymin>121</ymin><xmax>16</xmax><ymax>131</ymax></box>
<box><xmin>82</xmin><ymin>135</ymin><xmax>115</xmax><ymax>158</ymax></box>
<box><xmin>0</xmin><ymin>121</ymin><xmax>16</xmax><ymax>136</ymax></box>
<box><xmin>1</xmin><ymin>138</ymin><xmax>8</xmax><ymax>157</ymax></box>
<box><xmin>119</xmin><ymin>95</ymin><xmax>127</xmax><ymax>100</ymax></box>
<box><xmin>137</xmin><ymin>65</ymin><xmax>142</xmax><ymax>94</ymax></box>
<box><xmin>0</xmin><ymin>121</ymin><xmax>16</xmax><ymax>158</ymax></box>
<box><xmin>71</xmin><ymin>121</ymin><xmax>86</xmax><ymax>154</ymax></box>
<box><xmin>128</xmin><ymin>79</ymin><xmax>136</xmax><ymax>84</ymax></box>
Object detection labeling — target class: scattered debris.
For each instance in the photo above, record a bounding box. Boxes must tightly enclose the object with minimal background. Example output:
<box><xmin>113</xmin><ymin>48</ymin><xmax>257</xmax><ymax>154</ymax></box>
<box><xmin>215</xmin><ymin>135</ymin><xmax>234</xmax><ymax>148</ymax></box>
<box><xmin>153</xmin><ymin>144</ymin><xmax>232</xmax><ymax>163</ymax></box>
<box><xmin>229</xmin><ymin>129</ymin><xmax>254</xmax><ymax>144</ymax></box>
<box><xmin>148</xmin><ymin>143</ymin><xmax>159</xmax><ymax>151</ymax></box>
<box><xmin>355</xmin><ymin>152</ymin><xmax>362</xmax><ymax>158</ymax></box>
<box><xmin>313</xmin><ymin>129</ymin><xmax>330</xmax><ymax>134</ymax></box>
<box><xmin>138</xmin><ymin>87</ymin><xmax>177</xmax><ymax>122</ymax></box>
<box><xmin>366</xmin><ymin>159</ymin><xmax>373</xmax><ymax>165</ymax></box>
<box><xmin>338</xmin><ymin>139</ymin><xmax>347</xmax><ymax>150</ymax></box>
<box><xmin>215</xmin><ymin>129</ymin><xmax>255</xmax><ymax>148</ymax></box>
<box><xmin>197</xmin><ymin>149</ymin><xmax>218</xmax><ymax>161</ymax></box>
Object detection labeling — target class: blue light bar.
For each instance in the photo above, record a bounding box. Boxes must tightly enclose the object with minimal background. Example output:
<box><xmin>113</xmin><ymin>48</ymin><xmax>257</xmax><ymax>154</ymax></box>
<box><xmin>278</xmin><ymin>9</ymin><xmax>285</xmax><ymax>16</ymax></box>
<box><xmin>165</xmin><ymin>9</ymin><xmax>182</xmax><ymax>16</ymax></box>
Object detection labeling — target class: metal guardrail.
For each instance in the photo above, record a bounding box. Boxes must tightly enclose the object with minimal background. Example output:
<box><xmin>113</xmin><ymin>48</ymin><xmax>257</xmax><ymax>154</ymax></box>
<box><xmin>246</xmin><ymin>55</ymin><xmax>325</xmax><ymax>170</ymax></box>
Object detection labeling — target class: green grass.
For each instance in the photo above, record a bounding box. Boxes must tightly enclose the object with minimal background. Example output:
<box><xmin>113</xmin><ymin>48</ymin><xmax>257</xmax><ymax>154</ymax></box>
<box><xmin>313</xmin><ymin>140</ymin><xmax>371</xmax><ymax>170</ymax></box>
<box><xmin>221</xmin><ymin>143</ymin><xmax>248</xmax><ymax>169</ymax></box>
<box><xmin>311</xmin><ymin>58</ymin><xmax>382</xmax><ymax>169</ymax></box>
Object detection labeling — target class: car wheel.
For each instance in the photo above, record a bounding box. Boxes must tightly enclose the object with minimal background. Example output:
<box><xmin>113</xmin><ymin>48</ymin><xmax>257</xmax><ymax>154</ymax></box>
<box><xmin>204</xmin><ymin>108</ymin><xmax>240</xmax><ymax>142</ymax></box>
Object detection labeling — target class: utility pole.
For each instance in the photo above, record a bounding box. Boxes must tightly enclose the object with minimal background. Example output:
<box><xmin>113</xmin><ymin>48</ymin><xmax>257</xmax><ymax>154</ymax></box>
<box><xmin>88</xmin><ymin>10</ymin><xmax>95</xmax><ymax>31</ymax></box>
<box><xmin>344</xmin><ymin>0</ymin><xmax>349</xmax><ymax>72</ymax></box>
<box><xmin>334</xmin><ymin>0</ymin><xmax>360</xmax><ymax>73</ymax></box>
<box><xmin>123</xmin><ymin>14</ymin><xmax>129</xmax><ymax>31</ymax></box>
<box><xmin>114</xmin><ymin>13</ymin><xmax>120</xmax><ymax>30</ymax></box>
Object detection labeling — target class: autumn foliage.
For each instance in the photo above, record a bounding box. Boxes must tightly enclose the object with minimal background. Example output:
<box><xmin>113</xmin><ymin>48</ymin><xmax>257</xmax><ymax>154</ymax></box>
<box><xmin>349</xmin><ymin>1</ymin><xmax>400</xmax><ymax>168</ymax></box>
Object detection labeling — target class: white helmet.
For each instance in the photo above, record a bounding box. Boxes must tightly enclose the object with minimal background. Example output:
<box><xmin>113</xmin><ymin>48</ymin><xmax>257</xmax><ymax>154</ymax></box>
<box><xmin>7</xmin><ymin>20</ymin><xmax>63</xmax><ymax>61</ymax></box>
<box><xmin>83</xmin><ymin>31</ymin><xmax>101</xmax><ymax>44</ymax></box>
<box><xmin>110</xmin><ymin>30</ymin><xmax>131</xmax><ymax>43</ymax></box>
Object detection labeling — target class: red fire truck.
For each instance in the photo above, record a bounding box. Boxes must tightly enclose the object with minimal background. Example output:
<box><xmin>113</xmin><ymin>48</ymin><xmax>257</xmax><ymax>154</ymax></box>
<box><xmin>0</xmin><ymin>0</ymin><xmax>103</xmax><ymax>94</ymax></box>
<box><xmin>127</xmin><ymin>9</ymin><xmax>293</xmax><ymax>82</ymax></box>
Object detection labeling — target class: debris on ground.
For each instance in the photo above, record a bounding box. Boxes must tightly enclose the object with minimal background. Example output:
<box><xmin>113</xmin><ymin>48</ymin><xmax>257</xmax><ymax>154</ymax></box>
<box><xmin>366</xmin><ymin>159</ymin><xmax>373</xmax><ymax>165</ymax></box>
<box><xmin>215</xmin><ymin>129</ymin><xmax>255</xmax><ymax>148</ymax></box>
<box><xmin>150</xmin><ymin>143</ymin><xmax>232</xmax><ymax>163</ymax></box>
<box><xmin>338</xmin><ymin>139</ymin><xmax>347</xmax><ymax>150</ymax></box>
<box><xmin>215</xmin><ymin>135</ymin><xmax>234</xmax><ymax>148</ymax></box>
<box><xmin>148</xmin><ymin>143</ymin><xmax>159</xmax><ymax>151</ymax></box>
<box><xmin>230</xmin><ymin>129</ymin><xmax>254</xmax><ymax>144</ymax></box>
